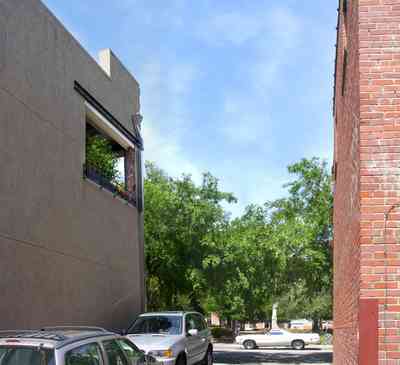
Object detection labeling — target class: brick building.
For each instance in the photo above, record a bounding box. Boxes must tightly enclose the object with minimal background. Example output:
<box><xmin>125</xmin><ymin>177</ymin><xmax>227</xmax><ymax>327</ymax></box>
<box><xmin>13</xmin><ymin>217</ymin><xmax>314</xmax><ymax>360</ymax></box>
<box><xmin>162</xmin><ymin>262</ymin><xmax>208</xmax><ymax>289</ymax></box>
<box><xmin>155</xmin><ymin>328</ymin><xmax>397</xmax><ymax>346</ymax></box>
<box><xmin>333</xmin><ymin>0</ymin><xmax>400</xmax><ymax>363</ymax></box>
<box><xmin>0</xmin><ymin>0</ymin><xmax>145</xmax><ymax>329</ymax></box>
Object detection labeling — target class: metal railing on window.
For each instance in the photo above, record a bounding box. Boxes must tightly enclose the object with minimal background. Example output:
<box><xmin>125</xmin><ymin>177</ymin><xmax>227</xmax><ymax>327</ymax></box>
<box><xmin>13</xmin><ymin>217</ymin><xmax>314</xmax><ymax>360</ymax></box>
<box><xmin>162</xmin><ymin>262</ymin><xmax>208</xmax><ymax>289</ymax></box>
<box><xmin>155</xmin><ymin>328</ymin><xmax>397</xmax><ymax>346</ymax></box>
<box><xmin>83</xmin><ymin>163</ymin><xmax>136</xmax><ymax>207</ymax></box>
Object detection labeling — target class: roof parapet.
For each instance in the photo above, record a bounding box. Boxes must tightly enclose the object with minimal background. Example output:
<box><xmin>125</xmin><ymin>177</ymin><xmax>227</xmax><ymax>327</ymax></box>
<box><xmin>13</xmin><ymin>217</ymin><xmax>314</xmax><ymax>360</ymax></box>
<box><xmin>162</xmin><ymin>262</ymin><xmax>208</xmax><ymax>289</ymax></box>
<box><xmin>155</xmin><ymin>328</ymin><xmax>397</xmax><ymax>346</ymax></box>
<box><xmin>99</xmin><ymin>49</ymin><xmax>138</xmax><ymax>85</ymax></box>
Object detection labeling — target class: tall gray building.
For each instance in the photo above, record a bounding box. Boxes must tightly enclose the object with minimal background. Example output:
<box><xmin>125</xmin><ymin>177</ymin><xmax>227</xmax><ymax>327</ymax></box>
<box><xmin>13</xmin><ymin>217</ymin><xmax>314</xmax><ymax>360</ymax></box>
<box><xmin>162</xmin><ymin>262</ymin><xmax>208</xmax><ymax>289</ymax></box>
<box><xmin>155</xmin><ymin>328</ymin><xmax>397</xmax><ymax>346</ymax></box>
<box><xmin>0</xmin><ymin>0</ymin><xmax>145</xmax><ymax>329</ymax></box>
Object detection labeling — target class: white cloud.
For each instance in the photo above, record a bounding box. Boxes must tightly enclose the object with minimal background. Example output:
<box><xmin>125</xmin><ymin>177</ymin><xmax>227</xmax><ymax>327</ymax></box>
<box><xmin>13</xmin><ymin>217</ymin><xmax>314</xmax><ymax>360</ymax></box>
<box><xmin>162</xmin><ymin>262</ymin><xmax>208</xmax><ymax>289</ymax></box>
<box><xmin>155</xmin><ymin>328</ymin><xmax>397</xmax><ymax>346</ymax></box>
<box><xmin>110</xmin><ymin>2</ymin><xmax>324</xmax><ymax>217</ymax></box>
<box><xmin>117</xmin><ymin>0</ymin><xmax>185</xmax><ymax>29</ymax></box>
<box><xmin>136</xmin><ymin>58</ymin><xmax>203</xmax><ymax>182</ymax></box>
<box><xmin>168</xmin><ymin>63</ymin><xmax>199</xmax><ymax>95</ymax></box>
<box><xmin>220</xmin><ymin>169</ymin><xmax>290</xmax><ymax>218</ymax></box>
<box><xmin>249</xmin><ymin>9</ymin><xmax>302</xmax><ymax>93</ymax></box>
<box><xmin>203</xmin><ymin>6</ymin><xmax>303</xmax><ymax>146</ymax></box>
<box><xmin>197</xmin><ymin>11</ymin><xmax>265</xmax><ymax>46</ymax></box>
<box><xmin>219</xmin><ymin>95</ymin><xmax>271</xmax><ymax>145</ymax></box>
<box><xmin>197</xmin><ymin>5</ymin><xmax>301</xmax><ymax>48</ymax></box>
<box><xmin>137</xmin><ymin>60</ymin><xmax>199</xmax><ymax>130</ymax></box>
<box><xmin>142</xmin><ymin>122</ymin><xmax>202</xmax><ymax>183</ymax></box>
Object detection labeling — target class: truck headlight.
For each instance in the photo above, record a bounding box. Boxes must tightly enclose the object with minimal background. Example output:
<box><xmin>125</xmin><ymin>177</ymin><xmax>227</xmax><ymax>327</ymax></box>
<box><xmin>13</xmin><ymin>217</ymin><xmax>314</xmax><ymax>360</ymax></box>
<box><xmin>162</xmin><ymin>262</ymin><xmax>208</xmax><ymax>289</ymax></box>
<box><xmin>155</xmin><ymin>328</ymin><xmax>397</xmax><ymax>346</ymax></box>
<box><xmin>149</xmin><ymin>349</ymin><xmax>174</xmax><ymax>358</ymax></box>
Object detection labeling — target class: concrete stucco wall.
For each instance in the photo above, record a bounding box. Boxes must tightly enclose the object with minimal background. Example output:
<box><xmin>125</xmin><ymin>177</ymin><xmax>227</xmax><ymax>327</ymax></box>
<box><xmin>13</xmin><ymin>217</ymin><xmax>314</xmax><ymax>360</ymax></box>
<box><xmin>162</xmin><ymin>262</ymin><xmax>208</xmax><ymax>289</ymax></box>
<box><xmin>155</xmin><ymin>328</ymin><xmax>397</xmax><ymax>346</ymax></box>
<box><xmin>0</xmin><ymin>0</ymin><xmax>145</xmax><ymax>329</ymax></box>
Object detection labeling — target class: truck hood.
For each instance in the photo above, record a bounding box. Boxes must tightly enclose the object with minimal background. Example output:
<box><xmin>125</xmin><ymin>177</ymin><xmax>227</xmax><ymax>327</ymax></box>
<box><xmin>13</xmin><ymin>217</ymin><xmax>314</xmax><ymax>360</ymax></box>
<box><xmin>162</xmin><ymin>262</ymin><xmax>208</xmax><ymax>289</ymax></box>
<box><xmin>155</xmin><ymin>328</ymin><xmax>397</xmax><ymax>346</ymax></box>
<box><xmin>126</xmin><ymin>334</ymin><xmax>182</xmax><ymax>353</ymax></box>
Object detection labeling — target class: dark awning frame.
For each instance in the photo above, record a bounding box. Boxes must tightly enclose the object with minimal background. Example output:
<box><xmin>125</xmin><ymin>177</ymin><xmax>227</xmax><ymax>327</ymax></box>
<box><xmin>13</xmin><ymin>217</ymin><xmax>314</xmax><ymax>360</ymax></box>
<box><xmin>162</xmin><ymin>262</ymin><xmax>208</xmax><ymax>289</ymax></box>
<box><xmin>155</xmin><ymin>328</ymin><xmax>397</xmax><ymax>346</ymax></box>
<box><xmin>74</xmin><ymin>81</ymin><xmax>143</xmax><ymax>150</ymax></box>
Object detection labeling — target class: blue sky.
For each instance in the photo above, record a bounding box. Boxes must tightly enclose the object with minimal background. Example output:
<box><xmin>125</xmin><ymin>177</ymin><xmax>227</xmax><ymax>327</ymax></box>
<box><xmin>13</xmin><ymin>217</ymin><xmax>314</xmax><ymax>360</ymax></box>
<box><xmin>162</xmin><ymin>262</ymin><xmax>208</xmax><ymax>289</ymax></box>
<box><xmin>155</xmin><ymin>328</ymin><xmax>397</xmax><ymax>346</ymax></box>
<box><xmin>43</xmin><ymin>0</ymin><xmax>337</xmax><ymax>217</ymax></box>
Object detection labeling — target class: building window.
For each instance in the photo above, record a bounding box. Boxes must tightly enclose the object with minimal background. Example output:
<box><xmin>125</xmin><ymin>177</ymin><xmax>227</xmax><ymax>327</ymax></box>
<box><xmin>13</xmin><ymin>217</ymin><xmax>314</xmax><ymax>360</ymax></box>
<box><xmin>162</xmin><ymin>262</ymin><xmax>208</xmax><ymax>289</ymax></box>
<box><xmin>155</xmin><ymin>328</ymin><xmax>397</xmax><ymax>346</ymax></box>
<box><xmin>75</xmin><ymin>81</ymin><xmax>143</xmax><ymax>209</ymax></box>
<box><xmin>84</xmin><ymin>103</ymin><xmax>138</xmax><ymax>207</ymax></box>
<box><xmin>342</xmin><ymin>49</ymin><xmax>348</xmax><ymax>96</ymax></box>
<box><xmin>85</xmin><ymin>121</ymin><xmax>128</xmax><ymax>195</ymax></box>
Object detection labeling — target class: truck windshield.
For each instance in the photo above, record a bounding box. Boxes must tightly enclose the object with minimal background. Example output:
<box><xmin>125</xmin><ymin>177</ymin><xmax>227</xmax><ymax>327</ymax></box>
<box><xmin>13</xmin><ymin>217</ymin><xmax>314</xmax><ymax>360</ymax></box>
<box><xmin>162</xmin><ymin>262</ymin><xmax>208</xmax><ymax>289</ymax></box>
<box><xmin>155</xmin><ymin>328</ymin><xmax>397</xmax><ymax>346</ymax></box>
<box><xmin>0</xmin><ymin>346</ymin><xmax>55</xmax><ymax>365</ymax></box>
<box><xmin>129</xmin><ymin>316</ymin><xmax>182</xmax><ymax>335</ymax></box>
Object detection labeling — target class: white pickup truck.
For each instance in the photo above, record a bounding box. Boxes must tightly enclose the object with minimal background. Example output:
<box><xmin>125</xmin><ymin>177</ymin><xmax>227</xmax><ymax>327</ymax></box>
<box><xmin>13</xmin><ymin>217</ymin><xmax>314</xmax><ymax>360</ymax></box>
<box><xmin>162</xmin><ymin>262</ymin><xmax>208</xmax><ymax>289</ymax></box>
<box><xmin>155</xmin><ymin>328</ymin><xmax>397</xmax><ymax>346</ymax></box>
<box><xmin>126</xmin><ymin>312</ymin><xmax>213</xmax><ymax>365</ymax></box>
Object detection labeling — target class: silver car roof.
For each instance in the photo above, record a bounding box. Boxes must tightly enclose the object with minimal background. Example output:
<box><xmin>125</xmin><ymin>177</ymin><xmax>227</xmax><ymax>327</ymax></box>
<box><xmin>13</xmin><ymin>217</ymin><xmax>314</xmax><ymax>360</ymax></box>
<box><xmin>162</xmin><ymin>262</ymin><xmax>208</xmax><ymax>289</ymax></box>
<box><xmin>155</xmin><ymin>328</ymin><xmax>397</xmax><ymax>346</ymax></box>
<box><xmin>138</xmin><ymin>311</ymin><xmax>203</xmax><ymax>316</ymax></box>
<box><xmin>0</xmin><ymin>328</ymin><xmax>116</xmax><ymax>349</ymax></box>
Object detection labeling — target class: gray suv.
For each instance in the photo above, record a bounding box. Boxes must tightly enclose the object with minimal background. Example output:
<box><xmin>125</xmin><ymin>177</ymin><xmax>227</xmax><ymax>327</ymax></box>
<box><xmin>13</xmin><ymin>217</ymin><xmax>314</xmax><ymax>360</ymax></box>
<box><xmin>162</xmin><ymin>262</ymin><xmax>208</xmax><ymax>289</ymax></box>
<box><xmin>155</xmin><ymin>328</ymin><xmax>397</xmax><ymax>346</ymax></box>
<box><xmin>125</xmin><ymin>312</ymin><xmax>212</xmax><ymax>365</ymax></box>
<box><xmin>0</xmin><ymin>326</ymin><xmax>157</xmax><ymax>365</ymax></box>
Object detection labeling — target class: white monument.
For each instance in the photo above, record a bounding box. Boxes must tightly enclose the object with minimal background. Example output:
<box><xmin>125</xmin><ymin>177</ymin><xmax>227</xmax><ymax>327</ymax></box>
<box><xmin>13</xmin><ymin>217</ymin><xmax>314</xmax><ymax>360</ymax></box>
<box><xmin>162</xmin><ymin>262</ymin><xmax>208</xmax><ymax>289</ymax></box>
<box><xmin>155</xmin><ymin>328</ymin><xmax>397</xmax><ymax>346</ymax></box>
<box><xmin>271</xmin><ymin>303</ymin><xmax>279</xmax><ymax>329</ymax></box>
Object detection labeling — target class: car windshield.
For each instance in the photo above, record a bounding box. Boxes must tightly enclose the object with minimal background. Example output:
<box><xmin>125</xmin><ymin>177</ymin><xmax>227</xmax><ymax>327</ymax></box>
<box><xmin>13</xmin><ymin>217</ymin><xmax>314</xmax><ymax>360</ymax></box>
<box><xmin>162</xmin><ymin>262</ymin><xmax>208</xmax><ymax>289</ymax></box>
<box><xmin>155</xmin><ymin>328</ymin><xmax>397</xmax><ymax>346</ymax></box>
<box><xmin>0</xmin><ymin>346</ymin><xmax>55</xmax><ymax>365</ymax></box>
<box><xmin>129</xmin><ymin>316</ymin><xmax>183</xmax><ymax>335</ymax></box>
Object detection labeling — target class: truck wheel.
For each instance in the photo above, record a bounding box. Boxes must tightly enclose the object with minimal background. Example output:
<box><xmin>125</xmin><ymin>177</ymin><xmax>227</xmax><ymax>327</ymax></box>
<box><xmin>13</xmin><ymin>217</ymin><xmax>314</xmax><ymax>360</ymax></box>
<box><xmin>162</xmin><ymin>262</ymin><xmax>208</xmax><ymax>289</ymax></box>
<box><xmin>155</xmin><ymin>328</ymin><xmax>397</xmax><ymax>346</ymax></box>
<box><xmin>202</xmin><ymin>347</ymin><xmax>213</xmax><ymax>365</ymax></box>
<box><xmin>176</xmin><ymin>354</ymin><xmax>186</xmax><ymax>365</ymax></box>
<box><xmin>243</xmin><ymin>340</ymin><xmax>257</xmax><ymax>350</ymax></box>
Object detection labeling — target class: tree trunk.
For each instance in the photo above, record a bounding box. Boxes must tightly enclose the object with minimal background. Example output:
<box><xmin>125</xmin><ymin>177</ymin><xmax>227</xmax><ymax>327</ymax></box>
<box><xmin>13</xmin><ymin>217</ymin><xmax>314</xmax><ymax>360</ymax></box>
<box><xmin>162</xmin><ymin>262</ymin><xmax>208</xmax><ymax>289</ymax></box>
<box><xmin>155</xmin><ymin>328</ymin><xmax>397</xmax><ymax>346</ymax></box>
<box><xmin>312</xmin><ymin>318</ymin><xmax>320</xmax><ymax>333</ymax></box>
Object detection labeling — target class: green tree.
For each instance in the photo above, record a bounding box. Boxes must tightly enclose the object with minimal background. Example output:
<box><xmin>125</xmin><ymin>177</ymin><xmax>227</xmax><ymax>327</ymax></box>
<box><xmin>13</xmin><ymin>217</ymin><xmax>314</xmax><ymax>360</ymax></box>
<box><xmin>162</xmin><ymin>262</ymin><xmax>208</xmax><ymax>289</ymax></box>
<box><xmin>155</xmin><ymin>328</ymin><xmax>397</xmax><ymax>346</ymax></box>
<box><xmin>266</xmin><ymin>158</ymin><xmax>333</xmax><ymax>327</ymax></box>
<box><xmin>202</xmin><ymin>205</ymin><xmax>286</xmax><ymax>321</ymax></box>
<box><xmin>275</xmin><ymin>284</ymin><xmax>332</xmax><ymax>323</ymax></box>
<box><xmin>202</xmin><ymin>158</ymin><xmax>332</xmax><ymax>325</ymax></box>
<box><xmin>144</xmin><ymin>162</ymin><xmax>236</xmax><ymax>311</ymax></box>
<box><xmin>85</xmin><ymin>134</ymin><xmax>121</xmax><ymax>182</ymax></box>
<box><xmin>143</xmin><ymin>158</ymin><xmax>332</xmax><ymax>326</ymax></box>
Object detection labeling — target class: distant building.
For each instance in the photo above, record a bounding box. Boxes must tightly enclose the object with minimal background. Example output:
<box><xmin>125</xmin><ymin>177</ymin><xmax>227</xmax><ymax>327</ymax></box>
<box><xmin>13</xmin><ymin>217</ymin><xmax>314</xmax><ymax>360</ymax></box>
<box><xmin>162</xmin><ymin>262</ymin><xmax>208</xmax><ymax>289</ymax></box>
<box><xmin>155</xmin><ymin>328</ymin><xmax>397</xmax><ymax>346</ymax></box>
<box><xmin>244</xmin><ymin>322</ymin><xmax>266</xmax><ymax>331</ymax></box>
<box><xmin>333</xmin><ymin>0</ymin><xmax>400</xmax><ymax>363</ymax></box>
<box><xmin>0</xmin><ymin>0</ymin><xmax>145</xmax><ymax>329</ymax></box>
<box><xmin>210</xmin><ymin>312</ymin><xmax>221</xmax><ymax>327</ymax></box>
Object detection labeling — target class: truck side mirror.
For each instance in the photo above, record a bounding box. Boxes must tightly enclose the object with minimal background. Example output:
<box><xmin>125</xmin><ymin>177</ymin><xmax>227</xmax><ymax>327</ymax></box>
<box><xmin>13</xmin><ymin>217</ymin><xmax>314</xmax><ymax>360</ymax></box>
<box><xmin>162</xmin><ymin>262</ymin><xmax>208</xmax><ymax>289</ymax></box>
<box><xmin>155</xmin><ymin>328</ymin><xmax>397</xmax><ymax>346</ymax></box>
<box><xmin>188</xmin><ymin>329</ymin><xmax>198</xmax><ymax>336</ymax></box>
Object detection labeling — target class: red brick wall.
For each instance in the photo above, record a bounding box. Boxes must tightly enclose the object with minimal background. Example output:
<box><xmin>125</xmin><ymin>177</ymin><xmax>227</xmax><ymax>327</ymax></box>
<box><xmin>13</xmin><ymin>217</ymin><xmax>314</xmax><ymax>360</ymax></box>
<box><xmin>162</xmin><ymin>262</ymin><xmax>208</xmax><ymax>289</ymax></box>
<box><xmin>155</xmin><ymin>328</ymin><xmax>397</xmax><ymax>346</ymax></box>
<box><xmin>333</xmin><ymin>0</ymin><xmax>361</xmax><ymax>364</ymax></box>
<box><xmin>359</xmin><ymin>0</ymin><xmax>400</xmax><ymax>363</ymax></box>
<box><xmin>334</xmin><ymin>0</ymin><xmax>400</xmax><ymax>364</ymax></box>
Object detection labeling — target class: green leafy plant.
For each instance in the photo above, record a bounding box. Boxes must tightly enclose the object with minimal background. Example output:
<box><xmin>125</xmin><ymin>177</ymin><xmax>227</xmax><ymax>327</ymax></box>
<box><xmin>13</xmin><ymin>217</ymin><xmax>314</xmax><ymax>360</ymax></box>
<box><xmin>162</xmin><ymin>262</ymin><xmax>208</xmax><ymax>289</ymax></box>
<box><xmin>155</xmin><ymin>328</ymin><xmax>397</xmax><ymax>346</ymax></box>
<box><xmin>86</xmin><ymin>134</ymin><xmax>121</xmax><ymax>183</ymax></box>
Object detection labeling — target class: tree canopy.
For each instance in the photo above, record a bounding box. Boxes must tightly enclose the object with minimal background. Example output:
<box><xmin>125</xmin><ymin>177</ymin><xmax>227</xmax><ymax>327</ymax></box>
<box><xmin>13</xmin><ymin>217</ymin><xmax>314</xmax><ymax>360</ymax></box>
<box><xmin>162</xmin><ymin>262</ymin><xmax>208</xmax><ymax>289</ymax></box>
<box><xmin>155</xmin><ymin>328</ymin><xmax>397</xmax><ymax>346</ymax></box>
<box><xmin>144</xmin><ymin>157</ymin><xmax>333</xmax><ymax>323</ymax></box>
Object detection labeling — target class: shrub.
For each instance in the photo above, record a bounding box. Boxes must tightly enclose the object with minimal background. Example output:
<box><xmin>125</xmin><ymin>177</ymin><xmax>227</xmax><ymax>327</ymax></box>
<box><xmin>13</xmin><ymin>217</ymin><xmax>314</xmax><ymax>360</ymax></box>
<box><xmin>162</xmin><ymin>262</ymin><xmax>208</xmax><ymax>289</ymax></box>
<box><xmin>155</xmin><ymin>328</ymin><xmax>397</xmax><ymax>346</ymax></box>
<box><xmin>320</xmin><ymin>333</ymin><xmax>333</xmax><ymax>345</ymax></box>
<box><xmin>211</xmin><ymin>327</ymin><xmax>234</xmax><ymax>339</ymax></box>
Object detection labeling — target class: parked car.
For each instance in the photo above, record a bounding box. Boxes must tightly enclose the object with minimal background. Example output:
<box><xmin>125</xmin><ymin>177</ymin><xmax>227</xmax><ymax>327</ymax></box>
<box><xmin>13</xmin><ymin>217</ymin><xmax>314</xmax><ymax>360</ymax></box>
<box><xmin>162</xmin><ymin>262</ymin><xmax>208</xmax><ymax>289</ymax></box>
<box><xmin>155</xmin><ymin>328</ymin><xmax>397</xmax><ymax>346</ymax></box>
<box><xmin>125</xmin><ymin>312</ymin><xmax>213</xmax><ymax>365</ymax></box>
<box><xmin>0</xmin><ymin>326</ymin><xmax>157</xmax><ymax>365</ymax></box>
<box><xmin>235</xmin><ymin>328</ymin><xmax>320</xmax><ymax>350</ymax></box>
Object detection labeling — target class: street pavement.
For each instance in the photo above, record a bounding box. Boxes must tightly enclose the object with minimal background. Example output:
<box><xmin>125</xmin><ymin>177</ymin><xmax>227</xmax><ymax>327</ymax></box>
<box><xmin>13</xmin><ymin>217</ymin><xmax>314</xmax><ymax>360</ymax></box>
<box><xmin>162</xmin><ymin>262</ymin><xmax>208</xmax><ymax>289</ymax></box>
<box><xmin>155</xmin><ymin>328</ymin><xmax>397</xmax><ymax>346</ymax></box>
<box><xmin>213</xmin><ymin>343</ymin><xmax>332</xmax><ymax>365</ymax></box>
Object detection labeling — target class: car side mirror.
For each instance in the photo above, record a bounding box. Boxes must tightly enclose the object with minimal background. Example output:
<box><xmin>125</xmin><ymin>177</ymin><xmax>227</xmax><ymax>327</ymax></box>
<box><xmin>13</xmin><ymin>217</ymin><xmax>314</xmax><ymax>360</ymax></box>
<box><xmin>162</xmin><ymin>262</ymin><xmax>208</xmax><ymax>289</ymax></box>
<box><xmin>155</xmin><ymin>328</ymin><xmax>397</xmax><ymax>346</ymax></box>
<box><xmin>188</xmin><ymin>329</ymin><xmax>198</xmax><ymax>336</ymax></box>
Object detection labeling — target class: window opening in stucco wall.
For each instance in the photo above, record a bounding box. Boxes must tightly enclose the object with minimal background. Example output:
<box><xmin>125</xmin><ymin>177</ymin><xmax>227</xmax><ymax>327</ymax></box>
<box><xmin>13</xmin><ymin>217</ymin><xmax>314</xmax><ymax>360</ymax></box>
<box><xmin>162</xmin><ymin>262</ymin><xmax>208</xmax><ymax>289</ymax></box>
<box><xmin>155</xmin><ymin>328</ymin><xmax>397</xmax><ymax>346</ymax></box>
<box><xmin>84</xmin><ymin>119</ymin><xmax>137</xmax><ymax>206</ymax></box>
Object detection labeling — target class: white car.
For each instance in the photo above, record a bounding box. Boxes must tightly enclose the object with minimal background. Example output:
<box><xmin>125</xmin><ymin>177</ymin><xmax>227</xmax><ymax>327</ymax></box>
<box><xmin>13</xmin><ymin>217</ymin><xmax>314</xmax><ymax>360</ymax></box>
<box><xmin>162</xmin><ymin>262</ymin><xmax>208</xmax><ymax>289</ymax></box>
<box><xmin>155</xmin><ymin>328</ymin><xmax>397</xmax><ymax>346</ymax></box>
<box><xmin>235</xmin><ymin>329</ymin><xmax>320</xmax><ymax>350</ymax></box>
